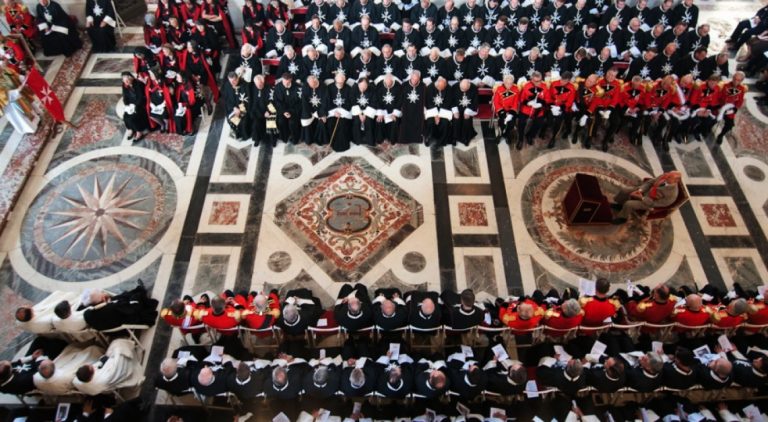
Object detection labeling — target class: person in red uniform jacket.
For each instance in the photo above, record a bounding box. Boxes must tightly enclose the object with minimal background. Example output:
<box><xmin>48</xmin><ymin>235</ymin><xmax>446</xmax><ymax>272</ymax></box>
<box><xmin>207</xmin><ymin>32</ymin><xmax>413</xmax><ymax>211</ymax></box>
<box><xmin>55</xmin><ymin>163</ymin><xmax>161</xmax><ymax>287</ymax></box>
<box><xmin>688</xmin><ymin>75</ymin><xmax>721</xmax><ymax>142</ymax></box>
<box><xmin>620</xmin><ymin>75</ymin><xmax>646</xmax><ymax>146</ymax></box>
<box><xmin>0</xmin><ymin>35</ymin><xmax>27</xmax><ymax>74</ymax></box>
<box><xmin>543</xmin><ymin>298</ymin><xmax>583</xmax><ymax>337</ymax></box>
<box><xmin>595</xmin><ymin>68</ymin><xmax>623</xmax><ymax>152</ymax></box>
<box><xmin>663</xmin><ymin>74</ymin><xmax>694</xmax><ymax>146</ymax></box>
<box><xmin>499</xmin><ymin>298</ymin><xmax>546</xmax><ymax>335</ymax></box>
<box><xmin>715</xmin><ymin>71</ymin><xmax>746</xmax><ymax>145</ymax></box>
<box><xmin>711</xmin><ymin>298</ymin><xmax>749</xmax><ymax>330</ymax></box>
<box><xmin>747</xmin><ymin>297</ymin><xmax>768</xmax><ymax>328</ymax></box>
<box><xmin>641</xmin><ymin>75</ymin><xmax>677</xmax><ymax>147</ymax></box>
<box><xmin>626</xmin><ymin>284</ymin><xmax>677</xmax><ymax>333</ymax></box>
<box><xmin>161</xmin><ymin>298</ymin><xmax>206</xmax><ymax>338</ymax></box>
<box><xmin>517</xmin><ymin>71</ymin><xmax>548</xmax><ymax>150</ymax></box>
<box><xmin>3</xmin><ymin>0</ymin><xmax>37</xmax><ymax>41</ymax></box>
<box><xmin>241</xmin><ymin>293</ymin><xmax>282</xmax><ymax>339</ymax></box>
<box><xmin>579</xmin><ymin>278</ymin><xmax>621</xmax><ymax>333</ymax></box>
<box><xmin>492</xmin><ymin>74</ymin><xmax>521</xmax><ymax>145</ymax></box>
<box><xmin>572</xmin><ymin>74</ymin><xmax>604</xmax><ymax>150</ymax></box>
<box><xmin>198</xmin><ymin>296</ymin><xmax>240</xmax><ymax>335</ymax></box>
<box><xmin>544</xmin><ymin>71</ymin><xmax>576</xmax><ymax>149</ymax></box>
<box><xmin>671</xmin><ymin>294</ymin><xmax>712</xmax><ymax>334</ymax></box>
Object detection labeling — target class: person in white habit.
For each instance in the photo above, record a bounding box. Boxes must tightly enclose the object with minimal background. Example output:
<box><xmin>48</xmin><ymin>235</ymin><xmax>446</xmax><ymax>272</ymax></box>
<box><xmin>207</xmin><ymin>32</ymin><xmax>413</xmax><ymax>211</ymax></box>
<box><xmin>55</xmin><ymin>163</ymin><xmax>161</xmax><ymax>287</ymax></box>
<box><xmin>1</xmin><ymin>87</ymin><xmax>38</xmax><ymax>134</ymax></box>
<box><xmin>14</xmin><ymin>291</ymin><xmax>80</xmax><ymax>334</ymax></box>
<box><xmin>73</xmin><ymin>338</ymin><xmax>143</xmax><ymax>395</ymax></box>
<box><xmin>33</xmin><ymin>343</ymin><xmax>105</xmax><ymax>395</ymax></box>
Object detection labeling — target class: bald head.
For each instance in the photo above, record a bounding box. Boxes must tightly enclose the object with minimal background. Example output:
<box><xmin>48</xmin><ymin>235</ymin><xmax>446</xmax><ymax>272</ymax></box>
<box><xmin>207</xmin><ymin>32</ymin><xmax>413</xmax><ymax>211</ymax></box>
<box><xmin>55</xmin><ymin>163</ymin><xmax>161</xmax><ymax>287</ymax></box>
<box><xmin>381</xmin><ymin>299</ymin><xmax>396</xmax><ymax>317</ymax></box>
<box><xmin>517</xmin><ymin>303</ymin><xmax>534</xmax><ymax>320</ymax></box>
<box><xmin>161</xmin><ymin>358</ymin><xmax>178</xmax><ymax>378</ymax></box>
<box><xmin>420</xmin><ymin>298</ymin><xmax>435</xmax><ymax>316</ymax></box>
<box><xmin>38</xmin><ymin>360</ymin><xmax>55</xmax><ymax>379</ymax></box>
<box><xmin>686</xmin><ymin>294</ymin><xmax>702</xmax><ymax>311</ymax></box>
<box><xmin>197</xmin><ymin>367</ymin><xmax>214</xmax><ymax>386</ymax></box>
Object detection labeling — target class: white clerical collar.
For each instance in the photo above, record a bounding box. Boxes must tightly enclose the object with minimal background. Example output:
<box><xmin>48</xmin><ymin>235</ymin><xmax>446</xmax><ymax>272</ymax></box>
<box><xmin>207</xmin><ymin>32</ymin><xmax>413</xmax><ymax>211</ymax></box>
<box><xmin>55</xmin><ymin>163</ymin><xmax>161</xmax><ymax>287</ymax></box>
<box><xmin>347</xmin><ymin>310</ymin><xmax>363</xmax><ymax>320</ymax></box>
<box><xmin>163</xmin><ymin>373</ymin><xmax>179</xmax><ymax>382</ymax></box>
<box><xmin>314</xmin><ymin>381</ymin><xmax>327</xmax><ymax>388</ymax></box>
<box><xmin>754</xmin><ymin>367</ymin><xmax>766</xmax><ymax>377</ymax></box>
<box><xmin>285</xmin><ymin>314</ymin><xmax>301</xmax><ymax>327</ymax></box>
<box><xmin>424</xmin><ymin>379</ymin><xmax>435</xmax><ymax>390</ymax></box>
<box><xmin>643</xmin><ymin>369</ymin><xmax>659</xmax><ymax>379</ymax></box>
<box><xmin>673</xmin><ymin>363</ymin><xmax>691</xmax><ymax>376</ymax></box>
<box><xmin>564</xmin><ymin>372</ymin><xmax>580</xmax><ymax>382</ymax></box>
<box><xmin>605</xmin><ymin>371</ymin><xmax>619</xmax><ymax>382</ymax></box>
<box><xmin>419</xmin><ymin>310</ymin><xmax>432</xmax><ymax>320</ymax></box>
<box><xmin>388</xmin><ymin>379</ymin><xmax>404</xmax><ymax>391</ymax></box>
<box><xmin>236</xmin><ymin>376</ymin><xmax>251</xmax><ymax>386</ymax></box>
<box><xmin>274</xmin><ymin>380</ymin><xmax>290</xmax><ymax>391</ymax></box>
<box><xmin>710</xmin><ymin>370</ymin><xmax>728</xmax><ymax>383</ymax></box>
<box><xmin>1</xmin><ymin>374</ymin><xmax>13</xmax><ymax>387</ymax></box>
<box><xmin>463</xmin><ymin>374</ymin><xmax>476</xmax><ymax>387</ymax></box>
<box><xmin>458</xmin><ymin>306</ymin><xmax>476</xmax><ymax>316</ymax></box>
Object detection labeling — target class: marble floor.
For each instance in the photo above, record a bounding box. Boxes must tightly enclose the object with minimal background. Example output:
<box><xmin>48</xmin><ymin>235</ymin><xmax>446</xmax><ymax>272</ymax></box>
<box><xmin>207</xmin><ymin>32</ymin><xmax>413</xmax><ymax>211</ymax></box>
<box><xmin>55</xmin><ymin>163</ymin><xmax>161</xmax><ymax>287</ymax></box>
<box><xmin>1</xmin><ymin>0</ymin><xmax>768</xmax><ymax>411</ymax></box>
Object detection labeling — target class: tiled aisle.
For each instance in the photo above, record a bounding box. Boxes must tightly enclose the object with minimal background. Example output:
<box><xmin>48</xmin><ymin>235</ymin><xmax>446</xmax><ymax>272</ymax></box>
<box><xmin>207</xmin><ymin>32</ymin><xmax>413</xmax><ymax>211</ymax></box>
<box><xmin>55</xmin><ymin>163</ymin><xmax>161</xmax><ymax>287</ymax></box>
<box><xmin>1</xmin><ymin>0</ymin><xmax>768</xmax><ymax>409</ymax></box>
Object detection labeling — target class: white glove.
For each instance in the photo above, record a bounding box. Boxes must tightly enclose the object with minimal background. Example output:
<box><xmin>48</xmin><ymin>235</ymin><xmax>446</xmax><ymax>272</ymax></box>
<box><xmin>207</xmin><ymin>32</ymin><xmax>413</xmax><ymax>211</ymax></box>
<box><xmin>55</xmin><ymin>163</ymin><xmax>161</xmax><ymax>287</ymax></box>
<box><xmin>551</xmin><ymin>105</ymin><xmax>562</xmax><ymax>116</ymax></box>
<box><xmin>571</xmin><ymin>103</ymin><xmax>579</xmax><ymax>112</ymax></box>
<box><xmin>599</xmin><ymin>110</ymin><xmax>611</xmax><ymax>120</ymax></box>
<box><xmin>579</xmin><ymin>115</ymin><xmax>588</xmax><ymax>126</ymax></box>
<box><xmin>124</xmin><ymin>104</ymin><xmax>136</xmax><ymax>115</ymax></box>
<box><xmin>504</xmin><ymin>114</ymin><xmax>513</xmax><ymax>124</ymax></box>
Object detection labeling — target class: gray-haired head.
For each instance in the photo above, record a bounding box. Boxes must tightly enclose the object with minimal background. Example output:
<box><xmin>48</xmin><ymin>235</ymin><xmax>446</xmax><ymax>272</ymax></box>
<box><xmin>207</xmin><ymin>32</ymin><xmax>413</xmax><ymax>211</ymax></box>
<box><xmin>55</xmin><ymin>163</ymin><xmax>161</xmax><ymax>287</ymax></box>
<box><xmin>349</xmin><ymin>367</ymin><xmax>366</xmax><ymax>388</ymax></box>
<box><xmin>562</xmin><ymin>299</ymin><xmax>581</xmax><ymax>318</ymax></box>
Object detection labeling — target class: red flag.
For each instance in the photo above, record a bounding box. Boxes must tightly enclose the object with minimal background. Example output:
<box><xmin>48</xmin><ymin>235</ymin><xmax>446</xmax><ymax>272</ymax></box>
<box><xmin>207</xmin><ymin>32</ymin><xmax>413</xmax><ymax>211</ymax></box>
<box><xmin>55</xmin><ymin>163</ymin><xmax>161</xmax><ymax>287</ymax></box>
<box><xmin>25</xmin><ymin>67</ymin><xmax>65</xmax><ymax>122</ymax></box>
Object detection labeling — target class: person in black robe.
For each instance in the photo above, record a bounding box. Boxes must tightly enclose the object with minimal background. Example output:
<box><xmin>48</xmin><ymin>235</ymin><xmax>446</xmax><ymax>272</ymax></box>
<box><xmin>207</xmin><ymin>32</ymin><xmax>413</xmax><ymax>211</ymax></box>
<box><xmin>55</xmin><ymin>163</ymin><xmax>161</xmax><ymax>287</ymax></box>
<box><xmin>376</xmin><ymin>358</ymin><xmax>414</xmax><ymax>398</ymax></box>
<box><xmin>222</xmin><ymin>71</ymin><xmax>252</xmax><ymax>141</ymax></box>
<box><xmin>340</xmin><ymin>358</ymin><xmax>379</xmax><ymax>397</ymax></box>
<box><xmin>351</xmin><ymin>78</ymin><xmax>376</xmax><ymax>145</ymax></box>
<box><xmin>303</xmin><ymin>14</ymin><xmax>330</xmax><ymax>55</ymax></box>
<box><xmin>423</xmin><ymin>77</ymin><xmax>453</xmax><ymax>148</ymax></box>
<box><xmin>446</xmin><ymin>354</ymin><xmax>486</xmax><ymax>399</ymax></box>
<box><xmin>445</xmin><ymin>49</ymin><xmax>469</xmax><ymax>85</ymax></box>
<box><xmin>264</xmin><ymin>20</ymin><xmax>293</xmax><ymax>58</ymax></box>
<box><xmin>467</xmin><ymin>44</ymin><xmax>499</xmax><ymax>87</ymax></box>
<box><xmin>82</xmin><ymin>283</ymin><xmax>159</xmax><ymax>331</ymax></box>
<box><xmin>226</xmin><ymin>362</ymin><xmax>265</xmax><ymax>401</ymax></box>
<box><xmin>376</xmin><ymin>44</ymin><xmax>402</xmax><ymax>84</ymax></box>
<box><xmin>398</xmin><ymin>70</ymin><xmax>426</xmax><ymax>144</ymax></box>
<box><xmin>399</xmin><ymin>45</ymin><xmax>425</xmax><ymax>83</ymax></box>
<box><xmin>326</xmin><ymin>73</ymin><xmax>353</xmax><ymax>151</ymax></box>
<box><xmin>536</xmin><ymin>358</ymin><xmax>586</xmax><ymax>396</ymax></box>
<box><xmin>263</xmin><ymin>361</ymin><xmax>306</xmax><ymax>400</ymax></box>
<box><xmin>276</xmin><ymin>288</ymin><xmax>323</xmax><ymax>337</ymax></box>
<box><xmin>303</xmin><ymin>47</ymin><xmax>328</xmax><ymax>82</ymax></box>
<box><xmin>121</xmin><ymin>72</ymin><xmax>149</xmax><ymax>142</ymax></box>
<box><xmin>327</xmin><ymin>19</ymin><xmax>352</xmax><ymax>52</ymax></box>
<box><xmin>325</xmin><ymin>46</ymin><xmax>353</xmax><ymax>85</ymax></box>
<box><xmin>302</xmin><ymin>363</ymin><xmax>341</xmax><ymax>398</ymax></box>
<box><xmin>405</xmin><ymin>290</ymin><xmax>442</xmax><ymax>330</ymax></box>
<box><xmin>452</xmin><ymin>79</ymin><xmax>478</xmax><ymax>145</ymax></box>
<box><xmin>441</xmin><ymin>288</ymin><xmax>484</xmax><ymax>329</ymax></box>
<box><xmin>230</xmin><ymin>43</ymin><xmax>262</xmax><ymax>85</ymax></box>
<box><xmin>350</xmin><ymin>15</ymin><xmax>381</xmax><ymax>57</ymax></box>
<box><xmin>273</xmin><ymin>73</ymin><xmax>302</xmax><ymax>144</ymax></box>
<box><xmin>422</xmin><ymin>48</ymin><xmax>447</xmax><ymax>86</ymax></box>
<box><xmin>191</xmin><ymin>364</ymin><xmax>232</xmax><ymax>397</ymax></box>
<box><xmin>155</xmin><ymin>356</ymin><xmax>197</xmax><ymax>396</ymax></box>
<box><xmin>334</xmin><ymin>283</ymin><xmax>373</xmax><ymax>333</ymax></box>
<box><xmin>0</xmin><ymin>337</ymin><xmax>67</xmax><ymax>395</ymax></box>
<box><xmin>301</xmin><ymin>75</ymin><xmax>329</xmax><ymax>145</ymax></box>
<box><xmin>351</xmin><ymin>49</ymin><xmax>379</xmax><ymax>84</ymax></box>
<box><xmin>276</xmin><ymin>45</ymin><xmax>304</xmax><ymax>82</ymax></box>
<box><xmin>375</xmin><ymin>74</ymin><xmax>401</xmax><ymax>143</ymax></box>
<box><xmin>85</xmin><ymin>0</ymin><xmax>116</xmax><ymax>52</ymax></box>
<box><xmin>249</xmin><ymin>75</ymin><xmax>272</xmax><ymax>146</ymax></box>
<box><xmin>413</xmin><ymin>361</ymin><xmax>449</xmax><ymax>398</ymax></box>
<box><xmin>36</xmin><ymin>0</ymin><xmax>82</xmax><ymax>57</ymax></box>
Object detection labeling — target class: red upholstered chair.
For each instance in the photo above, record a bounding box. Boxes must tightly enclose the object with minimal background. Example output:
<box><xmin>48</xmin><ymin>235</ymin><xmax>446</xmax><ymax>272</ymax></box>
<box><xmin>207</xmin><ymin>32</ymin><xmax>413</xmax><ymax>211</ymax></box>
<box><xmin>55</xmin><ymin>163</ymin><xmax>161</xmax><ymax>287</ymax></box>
<box><xmin>640</xmin><ymin>179</ymin><xmax>689</xmax><ymax>220</ymax></box>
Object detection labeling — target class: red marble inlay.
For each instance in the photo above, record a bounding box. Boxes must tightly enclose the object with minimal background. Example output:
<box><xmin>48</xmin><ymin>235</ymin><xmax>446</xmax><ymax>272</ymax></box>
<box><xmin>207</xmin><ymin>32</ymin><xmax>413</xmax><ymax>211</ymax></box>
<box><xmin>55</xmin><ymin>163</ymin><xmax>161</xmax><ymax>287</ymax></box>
<box><xmin>458</xmin><ymin>202</ymin><xmax>489</xmax><ymax>226</ymax></box>
<box><xmin>69</xmin><ymin>99</ymin><xmax>118</xmax><ymax>150</ymax></box>
<box><xmin>700</xmin><ymin>203</ymin><xmax>738</xmax><ymax>227</ymax></box>
<box><xmin>209</xmin><ymin>201</ymin><xmax>241</xmax><ymax>225</ymax></box>
<box><xmin>0</xmin><ymin>286</ymin><xmax>33</xmax><ymax>350</ymax></box>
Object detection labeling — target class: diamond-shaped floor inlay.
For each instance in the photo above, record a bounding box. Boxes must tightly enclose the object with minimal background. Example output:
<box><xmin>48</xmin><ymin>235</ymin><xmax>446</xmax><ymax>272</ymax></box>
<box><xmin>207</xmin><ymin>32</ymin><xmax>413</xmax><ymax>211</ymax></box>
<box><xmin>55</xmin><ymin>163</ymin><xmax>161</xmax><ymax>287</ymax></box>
<box><xmin>274</xmin><ymin>157</ymin><xmax>424</xmax><ymax>282</ymax></box>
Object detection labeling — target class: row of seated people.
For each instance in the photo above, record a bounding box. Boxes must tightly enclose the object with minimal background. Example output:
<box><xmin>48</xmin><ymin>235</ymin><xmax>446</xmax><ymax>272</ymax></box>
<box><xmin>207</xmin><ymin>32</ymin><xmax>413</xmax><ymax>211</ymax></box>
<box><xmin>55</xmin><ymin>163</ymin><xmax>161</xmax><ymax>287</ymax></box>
<box><xmin>160</xmin><ymin>280</ymin><xmax>768</xmax><ymax>347</ymax></box>
<box><xmin>14</xmin><ymin>281</ymin><xmax>159</xmax><ymax>336</ymax></box>
<box><xmin>0</xmin><ymin>336</ymin><xmax>143</xmax><ymax>397</ymax></box>
<box><xmin>154</xmin><ymin>327</ymin><xmax>768</xmax><ymax>404</ymax></box>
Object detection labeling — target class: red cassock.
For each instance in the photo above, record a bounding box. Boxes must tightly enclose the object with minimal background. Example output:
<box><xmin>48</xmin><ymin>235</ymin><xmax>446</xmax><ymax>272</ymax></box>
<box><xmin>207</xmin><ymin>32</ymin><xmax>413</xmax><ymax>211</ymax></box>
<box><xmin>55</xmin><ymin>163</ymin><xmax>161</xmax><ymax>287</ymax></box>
<box><xmin>597</xmin><ymin>78</ymin><xmax>622</xmax><ymax>109</ymax></box>
<box><xmin>579</xmin><ymin>296</ymin><xmax>620</xmax><ymax>329</ymax></box>
<box><xmin>543</xmin><ymin>308</ymin><xmax>583</xmax><ymax>337</ymax></box>
<box><xmin>179</xmin><ymin>3</ymin><xmax>202</xmax><ymax>25</ymax></box>
<box><xmin>4</xmin><ymin>3</ymin><xmax>37</xmax><ymax>39</ymax></box>
<box><xmin>493</xmin><ymin>84</ymin><xmax>521</xmax><ymax>114</ymax></box>
<box><xmin>155</xmin><ymin>0</ymin><xmax>178</xmax><ymax>24</ymax></box>
<box><xmin>519</xmin><ymin>81</ymin><xmax>548</xmax><ymax>118</ymax></box>
<box><xmin>548</xmin><ymin>80</ymin><xmax>576</xmax><ymax>110</ymax></box>
<box><xmin>671</xmin><ymin>306</ymin><xmax>712</xmax><ymax>332</ymax></box>
<box><xmin>499</xmin><ymin>299</ymin><xmax>546</xmax><ymax>335</ymax></box>
<box><xmin>144</xmin><ymin>26</ymin><xmax>167</xmax><ymax>50</ymax></box>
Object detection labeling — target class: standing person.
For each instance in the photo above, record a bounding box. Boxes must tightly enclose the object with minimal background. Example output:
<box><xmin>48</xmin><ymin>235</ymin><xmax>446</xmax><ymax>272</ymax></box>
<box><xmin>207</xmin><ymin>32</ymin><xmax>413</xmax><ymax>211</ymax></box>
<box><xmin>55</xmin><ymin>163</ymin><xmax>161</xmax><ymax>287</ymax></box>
<box><xmin>36</xmin><ymin>0</ymin><xmax>82</xmax><ymax>57</ymax></box>
<box><xmin>326</xmin><ymin>73</ymin><xmax>353</xmax><ymax>151</ymax></box>
<box><xmin>398</xmin><ymin>70</ymin><xmax>426</xmax><ymax>144</ymax></box>
<box><xmin>351</xmin><ymin>78</ymin><xmax>376</xmax><ymax>146</ymax></box>
<box><xmin>249</xmin><ymin>75</ymin><xmax>273</xmax><ymax>147</ymax></box>
<box><xmin>222</xmin><ymin>72</ymin><xmax>251</xmax><ymax>141</ymax></box>
<box><xmin>85</xmin><ymin>0</ymin><xmax>116</xmax><ymax>52</ymax></box>
<box><xmin>121</xmin><ymin>72</ymin><xmax>149</xmax><ymax>142</ymax></box>
<box><xmin>273</xmin><ymin>73</ymin><xmax>301</xmax><ymax>144</ymax></box>
<box><xmin>423</xmin><ymin>76</ymin><xmax>453</xmax><ymax>148</ymax></box>
<box><xmin>452</xmin><ymin>79</ymin><xmax>478</xmax><ymax>145</ymax></box>
<box><xmin>174</xmin><ymin>73</ymin><xmax>198</xmax><ymax>136</ymax></box>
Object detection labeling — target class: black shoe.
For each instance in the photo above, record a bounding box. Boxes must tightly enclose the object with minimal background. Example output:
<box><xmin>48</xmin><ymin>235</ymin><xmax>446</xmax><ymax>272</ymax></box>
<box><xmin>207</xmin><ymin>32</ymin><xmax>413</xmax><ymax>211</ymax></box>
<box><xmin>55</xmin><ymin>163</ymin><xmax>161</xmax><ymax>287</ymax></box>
<box><xmin>601</xmin><ymin>142</ymin><xmax>608</xmax><ymax>152</ymax></box>
<box><xmin>547</xmin><ymin>139</ymin><xmax>556</xmax><ymax>149</ymax></box>
<box><xmin>716</xmin><ymin>134</ymin><xmax>724</xmax><ymax>145</ymax></box>
<box><xmin>674</xmin><ymin>135</ymin><xmax>683</xmax><ymax>144</ymax></box>
<box><xmin>561</xmin><ymin>130</ymin><xmax>571</xmax><ymax>140</ymax></box>
<box><xmin>571</xmin><ymin>135</ymin><xmax>578</xmax><ymax>144</ymax></box>
<box><xmin>515</xmin><ymin>140</ymin><xmax>523</xmax><ymax>150</ymax></box>
<box><xmin>612</xmin><ymin>218</ymin><xmax>627</xmax><ymax>225</ymax></box>
<box><xmin>610</xmin><ymin>203</ymin><xmax>622</xmax><ymax>211</ymax></box>
<box><xmin>693</xmin><ymin>133</ymin><xmax>702</xmax><ymax>142</ymax></box>
<box><xmin>526</xmin><ymin>137</ymin><xmax>534</xmax><ymax>145</ymax></box>
<box><xmin>584</xmin><ymin>141</ymin><xmax>591</xmax><ymax>149</ymax></box>
<box><xmin>662</xmin><ymin>141</ymin><xmax>669</xmax><ymax>152</ymax></box>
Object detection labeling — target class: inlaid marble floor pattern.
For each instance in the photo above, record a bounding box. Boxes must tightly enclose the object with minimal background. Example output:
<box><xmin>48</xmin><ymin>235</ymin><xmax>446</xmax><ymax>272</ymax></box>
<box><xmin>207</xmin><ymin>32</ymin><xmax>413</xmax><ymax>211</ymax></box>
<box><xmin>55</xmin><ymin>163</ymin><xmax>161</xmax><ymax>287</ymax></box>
<box><xmin>1</xmin><ymin>0</ymin><xmax>768</xmax><ymax>410</ymax></box>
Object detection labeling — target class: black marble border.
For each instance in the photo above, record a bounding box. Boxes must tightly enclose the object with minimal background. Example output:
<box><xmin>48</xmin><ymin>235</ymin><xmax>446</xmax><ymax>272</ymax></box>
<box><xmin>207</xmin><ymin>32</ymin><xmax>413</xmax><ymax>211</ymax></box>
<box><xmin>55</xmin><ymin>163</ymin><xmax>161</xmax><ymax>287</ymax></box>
<box><xmin>432</xmin><ymin>147</ymin><xmax>457</xmax><ymax>292</ymax></box>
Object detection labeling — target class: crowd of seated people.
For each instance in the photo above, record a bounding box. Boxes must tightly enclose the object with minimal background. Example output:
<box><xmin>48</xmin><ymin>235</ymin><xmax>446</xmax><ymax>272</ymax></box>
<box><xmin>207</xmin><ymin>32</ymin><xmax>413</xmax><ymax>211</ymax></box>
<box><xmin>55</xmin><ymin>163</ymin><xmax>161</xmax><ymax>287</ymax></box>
<box><xmin>123</xmin><ymin>0</ymin><xmax>757</xmax><ymax>153</ymax></box>
<box><xmin>1</xmin><ymin>282</ymin><xmax>157</xmax><ymax>398</ymax></box>
<box><xmin>156</xmin><ymin>280</ymin><xmax>768</xmax><ymax>415</ymax></box>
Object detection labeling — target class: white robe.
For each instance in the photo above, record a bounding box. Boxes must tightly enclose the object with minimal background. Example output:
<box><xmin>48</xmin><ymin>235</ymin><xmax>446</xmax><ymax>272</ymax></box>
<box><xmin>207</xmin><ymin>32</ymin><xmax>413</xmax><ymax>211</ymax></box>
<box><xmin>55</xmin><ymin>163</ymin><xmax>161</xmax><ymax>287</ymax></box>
<box><xmin>17</xmin><ymin>291</ymin><xmax>79</xmax><ymax>334</ymax></box>
<box><xmin>33</xmin><ymin>344</ymin><xmax>105</xmax><ymax>395</ymax></box>
<box><xmin>3</xmin><ymin>90</ymin><xmax>37</xmax><ymax>134</ymax></box>
<box><xmin>72</xmin><ymin>339</ymin><xmax>143</xmax><ymax>395</ymax></box>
